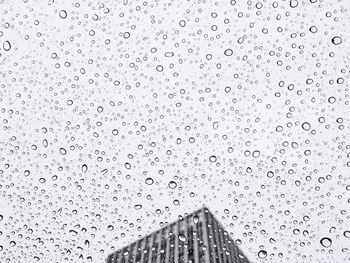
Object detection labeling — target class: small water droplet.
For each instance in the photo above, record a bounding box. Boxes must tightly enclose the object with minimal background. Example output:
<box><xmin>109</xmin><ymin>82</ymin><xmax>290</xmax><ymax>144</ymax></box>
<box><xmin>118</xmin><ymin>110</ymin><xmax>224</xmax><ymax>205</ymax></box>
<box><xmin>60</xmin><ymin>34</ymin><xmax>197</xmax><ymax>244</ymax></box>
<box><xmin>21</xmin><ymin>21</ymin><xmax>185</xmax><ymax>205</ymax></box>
<box><xmin>156</xmin><ymin>65</ymin><xmax>164</xmax><ymax>72</ymax></box>
<box><xmin>178</xmin><ymin>234</ymin><xmax>187</xmax><ymax>242</ymax></box>
<box><xmin>134</xmin><ymin>204</ymin><xmax>142</xmax><ymax>210</ymax></box>
<box><xmin>82</xmin><ymin>164</ymin><xmax>88</xmax><ymax>173</ymax></box>
<box><xmin>213</xmin><ymin>122</ymin><xmax>219</xmax><ymax>130</ymax></box>
<box><xmin>165</xmin><ymin>52</ymin><xmax>174</xmax><ymax>57</ymax></box>
<box><xmin>39</xmin><ymin>178</ymin><xmax>46</xmax><ymax>183</ymax></box>
<box><xmin>179</xmin><ymin>20</ymin><xmax>186</xmax><ymax>27</ymax></box>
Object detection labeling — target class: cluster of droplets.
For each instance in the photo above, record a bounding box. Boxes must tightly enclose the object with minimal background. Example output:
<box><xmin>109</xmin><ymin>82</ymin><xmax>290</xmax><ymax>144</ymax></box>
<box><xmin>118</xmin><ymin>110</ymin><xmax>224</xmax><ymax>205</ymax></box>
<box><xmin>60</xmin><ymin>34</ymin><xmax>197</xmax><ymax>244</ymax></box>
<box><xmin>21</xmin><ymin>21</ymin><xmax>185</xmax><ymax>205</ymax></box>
<box><xmin>0</xmin><ymin>0</ymin><xmax>349</xmax><ymax>262</ymax></box>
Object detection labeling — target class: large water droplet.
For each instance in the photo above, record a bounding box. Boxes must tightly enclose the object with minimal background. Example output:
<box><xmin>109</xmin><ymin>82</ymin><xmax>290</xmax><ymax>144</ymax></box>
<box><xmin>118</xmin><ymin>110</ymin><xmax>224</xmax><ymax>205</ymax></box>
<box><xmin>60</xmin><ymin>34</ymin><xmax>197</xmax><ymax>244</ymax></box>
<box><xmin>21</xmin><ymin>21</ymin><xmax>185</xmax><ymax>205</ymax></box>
<box><xmin>224</xmin><ymin>49</ymin><xmax>233</xmax><ymax>56</ymax></box>
<box><xmin>209</xmin><ymin>155</ymin><xmax>217</xmax><ymax>162</ymax></box>
<box><xmin>290</xmin><ymin>0</ymin><xmax>298</xmax><ymax>8</ymax></box>
<box><xmin>59</xmin><ymin>148</ymin><xmax>67</xmax><ymax>155</ymax></box>
<box><xmin>168</xmin><ymin>181</ymin><xmax>177</xmax><ymax>189</ymax></box>
<box><xmin>301</xmin><ymin>122</ymin><xmax>311</xmax><ymax>131</ymax></box>
<box><xmin>145</xmin><ymin>177</ymin><xmax>154</xmax><ymax>185</ymax></box>
<box><xmin>267</xmin><ymin>171</ymin><xmax>274</xmax><ymax>178</ymax></box>
<box><xmin>258</xmin><ymin>250</ymin><xmax>267</xmax><ymax>259</ymax></box>
<box><xmin>3</xmin><ymin>41</ymin><xmax>11</xmax><ymax>51</ymax></box>
<box><xmin>59</xmin><ymin>10</ymin><xmax>67</xmax><ymax>19</ymax></box>
<box><xmin>320</xmin><ymin>237</ymin><xmax>332</xmax><ymax>248</ymax></box>
<box><xmin>331</xmin><ymin>36</ymin><xmax>342</xmax><ymax>45</ymax></box>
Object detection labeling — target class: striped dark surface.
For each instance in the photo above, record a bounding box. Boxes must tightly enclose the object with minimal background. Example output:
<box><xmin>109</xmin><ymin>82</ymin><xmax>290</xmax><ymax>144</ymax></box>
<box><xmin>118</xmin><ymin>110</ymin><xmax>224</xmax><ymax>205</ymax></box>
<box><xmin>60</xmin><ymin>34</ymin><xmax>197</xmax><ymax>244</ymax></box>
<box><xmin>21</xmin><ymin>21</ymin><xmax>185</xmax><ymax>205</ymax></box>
<box><xmin>106</xmin><ymin>207</ymin><xmax>250</xmax><ymax>263</ymax></box>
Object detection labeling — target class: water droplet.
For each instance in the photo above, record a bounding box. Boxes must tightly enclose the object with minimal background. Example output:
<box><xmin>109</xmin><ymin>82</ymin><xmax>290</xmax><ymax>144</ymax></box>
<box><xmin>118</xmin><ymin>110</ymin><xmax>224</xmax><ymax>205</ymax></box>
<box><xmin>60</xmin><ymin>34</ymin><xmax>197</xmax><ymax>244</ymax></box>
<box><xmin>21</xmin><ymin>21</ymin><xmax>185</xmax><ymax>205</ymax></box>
<box><xmin>320</xmin><ymin>237</ymin><xmax>332</xmax><ymax>248</ymax></box>
<box><xmin>331</xmin><ymin>36</ymin><xmax>342</xmax><ymax>45</ymax></box>
<box><xmin>209</xmin><ymin>155</ymin><xmax>217</xmax><ymax>162</ymax></box>
<box><xmin>309</xmin><ymin>26</ymin><xmax>318</xmax><ymax>33</ymax></box>
<box><xmin>145</xmin><ymin>177</ymin><xmax>154</xmax><ymax>185</ymax></box>
<box><xmin>82</xmin><ymin>164</ymin><xmax>88</xmax><ymax>173</ymax></box>
<box><xmin>59</xmin><ymin>148</ymin><xmax>67</xmax><ymax>155</ymax></box>
<box><xmin>178</xmin><ymin>234</ymin><xmax>187</xmax><ymax>242</ymax></box>
<box><xmin>276</xmin><ymin>126</ymin><xmax>283</xmax><ymax>132</ymax></box>
<box><xmin>301</xmin><ymin>122</ymin><xmax>311</xmax><ymax>131</ymax></box>
<box><xmin>168</xmin><ymin>181</ymin><xmax>177</xmax><ymax>189</ymax></box>
<box><xmin>165</xmin><ymin>52</ymin><xmax>174</xmax><ymax>57</ymax></box>
<box><xmin>107</xmin><ymin>225</ymin><xmax>114</xmax><ymax>231</ymax></box>
<box><xmin>59</xmin><ymin>10</ymin><xmax>67</xmax><ymax>19</ymax></box>
<box><xmin>156</xmin><ymin>65</ymin><xmax>164</xmax><ymax>72</ymax></box>
<box><xmin>42</xmin><ymin>139</ymin><xmax>48</xmax><ymax>147</ymax></box>
<box><xmin>193</xmin><ymin>215</ymin><xmax>199</xmax><ymax>224</ymax></box>
<box><xmin>252</xmin><ymin>150</ymin><xmax>260</xmax><ymax>158</ymax></box>
<box><xmin>134</xmin><ymin>204</ymin><xmax>142</xmax><ymax>210</ymax></box>
<box><xmin>3</xmin><ymin>40</ymin><xmax>11</xmax><ymax>51</ymax></box>
<box><xmin>290</xmin><ymin>0</ymin><xmax>298</xmax><ymax>8</ymax></box>
<box><xmin>224</xmin><ymin>48</ymin><xmax>233</xmax><ymax>56</ymax></box>
<box><xmin>213</xmin><ymin>122</ymin><xmax>219</xmax><ymax>130</ymax></box>
<box><xmin>39</xmin><ymin>178</ymin><xmax>46</xmax><ymax>183</ymax></box>
<box><xmin>267</xmin><ymin>171</ymin><xmax>274</xmax><ymax>178</ymax></box>
<box><xmin>258</xmin><ymin>250</ymin><xmax>267</xmax><ymax>259</ymax></box>
<box><xmin>328</xmin><ymin>97</ymin><xmax>336</xmax><ymax>104</ymax></box>
<box><xmin>179</xmin><ymin>20</ymin><xmax>186</xmax><ymax>27</ymax></box>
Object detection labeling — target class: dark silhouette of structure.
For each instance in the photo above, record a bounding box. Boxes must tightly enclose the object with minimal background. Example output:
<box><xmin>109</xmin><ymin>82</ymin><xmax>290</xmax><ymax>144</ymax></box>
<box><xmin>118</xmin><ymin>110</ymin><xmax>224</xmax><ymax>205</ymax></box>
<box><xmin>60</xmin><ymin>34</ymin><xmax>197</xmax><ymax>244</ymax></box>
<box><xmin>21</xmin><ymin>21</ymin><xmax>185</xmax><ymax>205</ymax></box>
<box><xmin>107</xmin><ymin>206</ymin><xmax>250</xmax><ymax>263</ymax></box>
